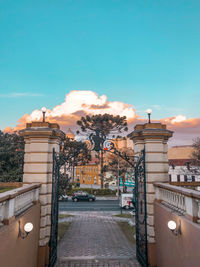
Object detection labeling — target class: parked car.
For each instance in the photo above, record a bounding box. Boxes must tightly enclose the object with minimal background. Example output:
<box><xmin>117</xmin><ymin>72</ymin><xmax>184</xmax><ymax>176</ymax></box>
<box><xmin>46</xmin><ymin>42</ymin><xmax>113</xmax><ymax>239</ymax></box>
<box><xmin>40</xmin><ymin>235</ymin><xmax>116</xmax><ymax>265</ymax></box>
<box><xmin>72</xmin><ymin>191</ymin><xmax>96</xmax><ymax>202</ymax></box>
<box><xmin>59</xmin><ymin>194</ymin><xmax>68</xmax><ymax>201</ymax></box>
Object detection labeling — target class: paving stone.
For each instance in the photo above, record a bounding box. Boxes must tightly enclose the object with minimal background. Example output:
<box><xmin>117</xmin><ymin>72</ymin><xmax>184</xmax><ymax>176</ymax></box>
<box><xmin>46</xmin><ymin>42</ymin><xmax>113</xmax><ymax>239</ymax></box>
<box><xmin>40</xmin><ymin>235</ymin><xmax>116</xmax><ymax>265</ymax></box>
<box><xmin>56</xmin><ymin>214</ymin><xmax>140</xmax><ymax>267</ymax></box>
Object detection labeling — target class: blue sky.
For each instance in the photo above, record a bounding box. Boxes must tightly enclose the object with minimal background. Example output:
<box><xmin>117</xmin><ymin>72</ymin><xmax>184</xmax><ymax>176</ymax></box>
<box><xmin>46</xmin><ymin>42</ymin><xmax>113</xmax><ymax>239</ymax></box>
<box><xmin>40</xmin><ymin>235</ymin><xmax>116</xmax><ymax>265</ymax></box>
<box><xmin>0</xmin><ymin>0</ymin><xmax>200</xmax><ymax>130</ymax></box>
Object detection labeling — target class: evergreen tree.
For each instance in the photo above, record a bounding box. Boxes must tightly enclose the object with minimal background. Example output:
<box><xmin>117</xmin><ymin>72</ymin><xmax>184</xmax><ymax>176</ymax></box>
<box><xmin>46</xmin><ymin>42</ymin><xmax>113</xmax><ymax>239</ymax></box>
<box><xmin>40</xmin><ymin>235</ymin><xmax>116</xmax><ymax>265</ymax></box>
<box><xmin>76</xmin><ymin>114</ymin><xmax>128</xmax><ymax>188</ymax></box>
<box><xmin>59</xmin><ymin>137</ymin><xmax>91</xmax><ymax>188</ymax></box>
<box><xmin>0</xmin><ymin>131</ymin><xmax>24</xmax><ymax>182</ymax></box>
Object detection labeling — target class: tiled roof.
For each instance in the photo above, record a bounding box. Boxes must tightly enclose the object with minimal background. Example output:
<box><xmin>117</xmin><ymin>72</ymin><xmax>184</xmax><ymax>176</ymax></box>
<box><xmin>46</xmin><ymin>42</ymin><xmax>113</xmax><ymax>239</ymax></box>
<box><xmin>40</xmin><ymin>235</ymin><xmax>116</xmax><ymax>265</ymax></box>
<box><xmin>168</xmin><ymin>145</ymin><xmax>194</xmax><ymax>160</ymax></box>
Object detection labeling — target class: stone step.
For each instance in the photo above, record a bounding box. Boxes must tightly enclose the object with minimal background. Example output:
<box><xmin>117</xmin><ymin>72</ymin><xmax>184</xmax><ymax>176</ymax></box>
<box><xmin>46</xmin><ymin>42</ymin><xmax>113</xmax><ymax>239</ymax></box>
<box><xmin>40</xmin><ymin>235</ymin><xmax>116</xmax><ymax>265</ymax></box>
<box><xmin>56</xmin><ymin>257</ymin><xmax>141</xmax><ymax>267</ymax></box>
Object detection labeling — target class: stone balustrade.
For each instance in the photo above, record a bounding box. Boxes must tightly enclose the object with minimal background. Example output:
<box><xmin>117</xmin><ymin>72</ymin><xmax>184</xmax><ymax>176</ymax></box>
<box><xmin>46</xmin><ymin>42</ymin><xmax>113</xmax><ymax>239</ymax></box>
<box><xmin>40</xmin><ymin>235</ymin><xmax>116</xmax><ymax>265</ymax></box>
<box><xmin>0</xmin><ymin>183</ymin><xmax>41</xmax><ymax>225</ymax></box>
<box><xmin>154</xmin><ymin>182</ymin><xmax>200</xmax><ymax>223</ymax></box>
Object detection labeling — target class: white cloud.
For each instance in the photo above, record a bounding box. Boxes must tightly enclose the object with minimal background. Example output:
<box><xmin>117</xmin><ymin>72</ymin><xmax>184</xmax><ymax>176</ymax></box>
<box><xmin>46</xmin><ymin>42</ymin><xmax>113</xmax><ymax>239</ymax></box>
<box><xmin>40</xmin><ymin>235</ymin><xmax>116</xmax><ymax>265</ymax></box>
<box><xmin>163</xmin><ymin>115</ymin><xmax>187</xmax><ymax>124</ymax></box>
<box><xmin>28</xmin><ymin>90</ymin><xmax>137</xmax><ymax>121</ymax></box>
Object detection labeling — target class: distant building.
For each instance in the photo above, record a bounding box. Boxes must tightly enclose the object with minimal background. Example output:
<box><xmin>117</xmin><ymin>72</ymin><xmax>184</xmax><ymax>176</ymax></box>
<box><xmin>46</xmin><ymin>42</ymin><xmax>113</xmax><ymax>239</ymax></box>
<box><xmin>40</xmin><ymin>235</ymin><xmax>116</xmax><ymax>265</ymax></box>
<box><xmin>73</xmin><ymin>136</ymin><xmax>134</xmax><ymax>187</ymax></box>
<box><xmin>168</xmin><ymin>145</ymin><xmax>194</xmax><ymax>166</ymax></box>
<box><xmin>74</xmin><ymin>159</ymin><xmax>100</xmax><ymax>185</ymax></box>
<box><xmin>168</xmin><ymin>145</ymin><xmax>200</xmax><ymax>182</ymax></box>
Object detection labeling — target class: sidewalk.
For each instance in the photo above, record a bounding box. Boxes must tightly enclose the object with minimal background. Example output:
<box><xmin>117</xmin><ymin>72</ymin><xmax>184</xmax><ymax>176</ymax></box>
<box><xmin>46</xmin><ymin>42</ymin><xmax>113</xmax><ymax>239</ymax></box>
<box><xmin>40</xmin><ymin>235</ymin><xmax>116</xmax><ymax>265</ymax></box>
<box><xmin>95</xmin><ymin>196</ymin><xmax>118</xmax><ymax>200</ymax></box>
<box><xmin>56</xmin><ymin>213</ymin><xmax>140</xmax><ymax>267</ymax></box>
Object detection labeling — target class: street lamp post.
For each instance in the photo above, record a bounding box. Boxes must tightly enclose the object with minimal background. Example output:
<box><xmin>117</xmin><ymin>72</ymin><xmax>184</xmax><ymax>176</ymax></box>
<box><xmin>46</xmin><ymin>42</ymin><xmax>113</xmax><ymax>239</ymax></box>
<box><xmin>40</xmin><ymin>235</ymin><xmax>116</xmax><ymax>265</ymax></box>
<box><xmin>117</xmin><ymin>157</ymin><xmax>120</xmax><ymax>200</ymax></box>
<box><xmin>41</xmin><ymin>107</ymin><xmax>47</xmax><ymax>122</ymax></box>
<box><xmin>146</xmin><ymin>109</ymin><xmax>152</xmax><ymax>123</ymax></box>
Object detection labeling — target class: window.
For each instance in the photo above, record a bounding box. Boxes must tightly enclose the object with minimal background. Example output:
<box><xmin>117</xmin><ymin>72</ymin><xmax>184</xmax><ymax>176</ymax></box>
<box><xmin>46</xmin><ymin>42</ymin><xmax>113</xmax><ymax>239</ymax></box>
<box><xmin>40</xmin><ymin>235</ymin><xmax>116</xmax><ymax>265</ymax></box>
<box><xmin>177</xmin><ymin>175</ymin><xmax>180</xmax><ymax>182</ymax></box>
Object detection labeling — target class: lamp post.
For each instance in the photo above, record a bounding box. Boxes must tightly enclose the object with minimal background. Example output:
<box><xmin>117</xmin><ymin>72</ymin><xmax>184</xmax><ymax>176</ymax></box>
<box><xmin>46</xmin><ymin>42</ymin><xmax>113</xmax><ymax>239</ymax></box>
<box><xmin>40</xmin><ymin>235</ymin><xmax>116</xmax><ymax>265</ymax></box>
<box><xmin>117</xmin><ymin>157</ymin><xmax>120</xmax><ymax>199</ymax></box>
<box><xmin>146</xmin><ymin>108</ymin><xmax>152</xmax><ymax>123</ymax></box>
<box><xmin>41</xmin><ymin>107</ymin><xmax>47</xmax><ymax>122</ymax></box>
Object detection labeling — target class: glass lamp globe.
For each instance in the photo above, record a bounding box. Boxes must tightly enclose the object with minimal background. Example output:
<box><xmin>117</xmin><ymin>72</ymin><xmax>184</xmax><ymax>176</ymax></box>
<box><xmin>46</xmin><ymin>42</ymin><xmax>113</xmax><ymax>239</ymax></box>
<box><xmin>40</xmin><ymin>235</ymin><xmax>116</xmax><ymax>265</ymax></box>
<box><xmin>146</xmin><ymin>108</ymin><xmax>152</xmax><ymax>114</ymax></box>
<box><xmin>41</xmin><ymin>107</ymin><xmax>47</xmax><ymax>113</ymax></box>
<box><xmin>168</xmin><ymin>220</ymin><xmax>176</xmax><ymax>230</ymax></box>
<box><xmin>24</xmin><ymin>222</ymin><xmax>33</xmax><ymax>233</ymax></box>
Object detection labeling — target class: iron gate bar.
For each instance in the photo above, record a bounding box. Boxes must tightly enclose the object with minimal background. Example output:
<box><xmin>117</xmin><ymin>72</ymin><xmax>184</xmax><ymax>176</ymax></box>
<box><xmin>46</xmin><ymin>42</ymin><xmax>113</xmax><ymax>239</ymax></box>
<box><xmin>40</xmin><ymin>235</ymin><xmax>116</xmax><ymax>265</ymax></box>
<box><xmin>49</xmin><ymin>148</ymin><xmax>60</xmax><ymax>267</ymax></box>
<box><xmin>103</xmin><ymin>140</ymin><xmax>148</xmax><ymax>266</ymax></box>
<box><xmin>135</xmin><ymin>149</ymin><xmax>148</xmax><ymax>267</ymax></box>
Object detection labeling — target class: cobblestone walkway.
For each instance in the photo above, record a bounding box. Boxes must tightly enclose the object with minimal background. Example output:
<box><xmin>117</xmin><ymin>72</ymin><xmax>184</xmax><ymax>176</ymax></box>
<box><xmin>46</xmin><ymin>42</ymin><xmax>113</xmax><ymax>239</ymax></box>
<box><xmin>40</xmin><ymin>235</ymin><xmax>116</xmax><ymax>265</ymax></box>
<box><xmin>56</xmin><ymin>213</ymin><xmax>140</xmax><ymax>267</ymax></box>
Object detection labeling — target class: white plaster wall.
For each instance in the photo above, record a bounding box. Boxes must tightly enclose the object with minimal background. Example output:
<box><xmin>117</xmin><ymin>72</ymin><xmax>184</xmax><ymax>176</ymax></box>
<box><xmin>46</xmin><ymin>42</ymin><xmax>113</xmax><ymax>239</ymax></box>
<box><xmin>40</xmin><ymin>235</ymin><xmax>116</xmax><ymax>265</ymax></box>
<box><xmin>24</xmin><ymin>153</ymin><xmax>53</xmax><ymax>163</ymax></box>
<box><xmin>145</xmin><ymin>162</ymin><xmax>169</xmax><ymax>173</ymax></box>
<box><xmin>145</xmin><ymin>153</ymin><xmax>168</xmax><ymax>162</ymax></box>
<box><xmin>40</xmin><ymin>205</ymin><xmax>51</xmax><ymax>217</ymax></box>
<box><xmin>39</xmin><ymin>194</ymin><xmax>52</xmax><ymax>205</ymax></box>
<box><xmin>145</xmin><ymin>142</ymin><xmax>166</xmax><ymax>153</ymax></box>
<box><xmin>24</xmin><ymin>163</ymin><xmax>53</xmax><ymax>173</ymax></box>
<box><xmin>146</xmin><ymin>173</ymin><xmax>169</xmax><ymax>182</ymax></box>
<box><xmin>23</xmin><ymin>173</ymin><xmax>50</xmax><ymax>183</ymax></box>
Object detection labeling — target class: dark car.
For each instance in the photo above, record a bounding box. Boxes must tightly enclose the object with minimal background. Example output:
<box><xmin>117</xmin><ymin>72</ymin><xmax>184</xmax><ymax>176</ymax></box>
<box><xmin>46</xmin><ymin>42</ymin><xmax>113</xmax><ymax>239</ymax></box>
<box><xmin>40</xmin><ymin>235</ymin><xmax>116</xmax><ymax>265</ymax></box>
<box><xmin>72</xmin><ymin>191</ymin><xmax>96</xmax><ymax>202</ymax></box>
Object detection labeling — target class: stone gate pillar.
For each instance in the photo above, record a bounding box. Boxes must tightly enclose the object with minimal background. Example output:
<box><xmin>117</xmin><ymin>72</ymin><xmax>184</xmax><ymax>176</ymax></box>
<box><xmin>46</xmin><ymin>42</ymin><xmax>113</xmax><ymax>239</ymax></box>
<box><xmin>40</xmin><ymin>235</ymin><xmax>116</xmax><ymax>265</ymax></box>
<box><xmin>129</xmin><ymin>123</ymin><xmax>173</xmax><ymax>267</ymax></box>
<box><xmin>20</xmin><ymin>122</ymin><xmax>65</xmax><ymax>267</ymax></box>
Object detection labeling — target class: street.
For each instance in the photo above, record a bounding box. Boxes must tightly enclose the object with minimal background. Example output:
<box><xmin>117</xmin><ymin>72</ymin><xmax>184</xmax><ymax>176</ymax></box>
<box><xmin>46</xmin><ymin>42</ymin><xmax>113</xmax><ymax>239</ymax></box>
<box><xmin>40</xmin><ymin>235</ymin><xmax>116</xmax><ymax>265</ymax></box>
<box><xmin>59</xmin><ymin>199</ymin><xmax>121</xmax><ymax>212</ymax></box>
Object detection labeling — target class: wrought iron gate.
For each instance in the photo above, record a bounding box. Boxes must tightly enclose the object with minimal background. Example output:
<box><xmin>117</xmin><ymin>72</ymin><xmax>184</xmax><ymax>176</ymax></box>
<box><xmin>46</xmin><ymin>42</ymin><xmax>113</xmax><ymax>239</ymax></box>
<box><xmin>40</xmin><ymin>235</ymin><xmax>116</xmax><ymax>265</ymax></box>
<box><xmin>135</xmin><ymin>149</ymin><xmax>148</xmax><ymax>267</ymax></box>
<box><xmin>49</xmin><ymin>148</ymin><xmax>60</xmax><ymax>267</ymax></box>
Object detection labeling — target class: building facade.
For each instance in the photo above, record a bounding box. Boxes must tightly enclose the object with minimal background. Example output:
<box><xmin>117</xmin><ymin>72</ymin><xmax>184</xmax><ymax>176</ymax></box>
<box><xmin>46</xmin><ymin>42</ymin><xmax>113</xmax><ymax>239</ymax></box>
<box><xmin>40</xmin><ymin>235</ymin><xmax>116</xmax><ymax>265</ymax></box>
<box><xmin>168</xmin><ymin>145</ymin><xmax>200</xmax><ymax>182</ymax></box>
<box><xmin>74</xmin><ymin>161</ymin><xmax>100</xmax><ymax>185</ymax></box>
<box><xmin>73</xmin><ymin>137</ymin><xmax>134</xmax><ymax>187</ymax></box>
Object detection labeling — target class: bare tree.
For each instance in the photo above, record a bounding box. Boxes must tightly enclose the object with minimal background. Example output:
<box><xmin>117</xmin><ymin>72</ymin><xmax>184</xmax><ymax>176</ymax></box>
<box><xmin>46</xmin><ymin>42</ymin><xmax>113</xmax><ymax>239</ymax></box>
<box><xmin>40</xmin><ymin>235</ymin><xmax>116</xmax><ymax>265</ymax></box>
<box><xmin>191</xmin><ymin>137</ymin><xmax>200</xmax><ymax>166</ymax></box>
<box><xmin>104</xmin><ymin>147</ymin><xmax>134</xmax><ymax>192</ymax></box>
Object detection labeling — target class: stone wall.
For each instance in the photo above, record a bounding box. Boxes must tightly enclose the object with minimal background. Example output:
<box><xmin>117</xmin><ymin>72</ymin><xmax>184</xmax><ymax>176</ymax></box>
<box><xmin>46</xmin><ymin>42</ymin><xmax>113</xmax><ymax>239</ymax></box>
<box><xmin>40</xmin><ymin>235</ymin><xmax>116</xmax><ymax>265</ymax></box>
<box><xmin>155</xmin><ymin>201</ymin><xmax>200</xmax><ymax>267</ymax></box>
<box><xmin>0</xmin><ymin>184</ymin><xmax>41</xmax><ymax>267</ymax></box>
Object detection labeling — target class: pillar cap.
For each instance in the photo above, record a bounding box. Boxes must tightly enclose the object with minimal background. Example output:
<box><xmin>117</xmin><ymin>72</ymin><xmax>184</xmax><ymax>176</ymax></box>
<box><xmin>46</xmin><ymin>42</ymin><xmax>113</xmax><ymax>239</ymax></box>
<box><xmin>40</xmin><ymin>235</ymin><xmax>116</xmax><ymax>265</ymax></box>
<box><xmin>19</xmin><ymin>121</ymin><xmax>65</xmax><ymax>139</ymax></box>
<box><xmin>128</xmin><ymin>123</ymin><xmax>173</xmax><ymax>141</ymax></box>
<box><xmin>26</xmin><ymin>121</ymin><xmax>60</xmax><ymax>129</ymax></box>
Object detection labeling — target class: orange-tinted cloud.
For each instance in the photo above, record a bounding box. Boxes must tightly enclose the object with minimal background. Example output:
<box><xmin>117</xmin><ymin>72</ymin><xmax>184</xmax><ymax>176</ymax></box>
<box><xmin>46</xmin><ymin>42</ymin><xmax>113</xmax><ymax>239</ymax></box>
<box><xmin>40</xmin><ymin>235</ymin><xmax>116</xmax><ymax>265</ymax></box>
<box><xmin>160</xmin><ymin>116</ymin><xmax>200</xmax><ymax>146</ymax></box>
<box><xmin>4</xmin><ymin>91</ymin><xmax>200</xmax><ymax>146</ymax></box>
<box><xmin>5</xmin><ymin>90</ymin><xmax>138</xmax><ymax>132</ymax></box>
